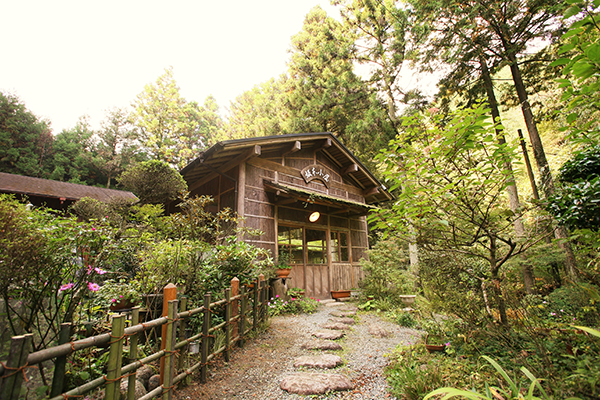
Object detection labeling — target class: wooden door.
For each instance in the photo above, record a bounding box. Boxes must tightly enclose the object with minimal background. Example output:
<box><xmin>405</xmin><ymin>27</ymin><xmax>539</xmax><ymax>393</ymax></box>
<box><xmin>304</xmin><ymin>228</ymin><xmax>329</xmax><ymax>299</ymax></box>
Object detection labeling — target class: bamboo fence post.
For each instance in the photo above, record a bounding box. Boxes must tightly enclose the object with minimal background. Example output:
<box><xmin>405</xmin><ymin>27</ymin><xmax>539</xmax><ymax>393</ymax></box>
<box><xmin>177</xmin><ymin>296</ymin><xmax>188</xmax><ymax>384</ymax></box>
<box><xmin>259</xmin><ymin>274</ymin><xmax>267</xmax><ymax>323</ymax></box>
<box><xmin>230</xmin><ymin>277</ymin><xmax>239</xmax><ymax>340</ymax></box>
<box><xmin>224</xmin><ymin>287</ymin><xmax>231</xmax><ymax>362</ymax></box>
<box><xmin>105</xmin><ymin>314</ymin><xmax>126</xmax><ymax>400</ymax></box>
<box><xmin>0</xmin><ymin>333</ymin><xmax>33</xmax><ymax>400</ymax></box>
<box><xmin>160</xmin><ymin>283</ymin><xmax>177</xmax><ymax>383</ymax></box>
<box><xmin>239</xmin><ymin>286</ymin><xmax>246</xmax><ymax>348</ymax></box>
<box><xmin>50</xmin><ymin>323</ymin><xmax>71</xmax><ymax>398</ymax></box>
<box><xmin>127</xmin><ymin>307</ymin><xmax>140</xmax><ymax>400</ymax></box>
<box><xmin>200</xmin><ymin>293</ymin><xmax>211</xmax><ymax>384</ymax></box>
<box><xmin>252</xmin><ymin>279</ymin><xmax>258</xmax><ymax>333</ymax></box>
<box><xmin>162</xmin><ymin>300</ymin><xmax>178</xmax><ymax>400</ymax></box>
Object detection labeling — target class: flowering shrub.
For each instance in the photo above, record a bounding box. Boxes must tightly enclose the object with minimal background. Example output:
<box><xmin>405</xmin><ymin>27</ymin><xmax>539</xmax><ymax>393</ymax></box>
<box><xmin>268</xmin><ymin>295</ymin><xmax>320</xmax><ymax>316</ymax></box>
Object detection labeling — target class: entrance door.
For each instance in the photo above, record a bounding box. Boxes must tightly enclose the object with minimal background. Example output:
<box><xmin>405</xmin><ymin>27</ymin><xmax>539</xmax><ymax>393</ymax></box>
<box><xmin>278</xmin><ymin>225</ymin><xmax>330</xmax><ymax>299</ymax></box>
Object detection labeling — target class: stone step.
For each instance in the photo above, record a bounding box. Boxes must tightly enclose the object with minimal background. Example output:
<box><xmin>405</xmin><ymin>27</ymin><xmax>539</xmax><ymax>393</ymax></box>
<box><xmin>280</xmin><ymin>373</ymin><xmax>353</xmax><ymax>395</ymax></box>
<box><xmin>319</xmin><ymin>299</ymin><xmax>337</xmax><ymax>304</ymax></box>
<box><xmin>320</xmin><ymin>322</ymin><xmax>351</xmax><ymax>331</ymax></box>
<box><xmin>329</xmin><ymin>317</ymin><xmax>355</xmax><ymax>325</ymax></box>
<box><xmin>313</xmin><ymin>329</ymin><xmax>345</xmax><ymax>340</ymax></box>
<box><xmin>293</xmin><ymin>354</ymin><xmax>343</xmax><ymax>369</ymax></box>
<box><xmin>330</xmin><ymin>310</ymin><xmax>357</xmax><ymax>317</ymax></box>
<box><xmin>301</xmin><ymin>340</ymin><xmax>343</xmax><ymax>351</ymax></box>
<box><xmin>368</xmin><ymin>323</ymin><xmax>391</xmax><ymax>338</ymax></box>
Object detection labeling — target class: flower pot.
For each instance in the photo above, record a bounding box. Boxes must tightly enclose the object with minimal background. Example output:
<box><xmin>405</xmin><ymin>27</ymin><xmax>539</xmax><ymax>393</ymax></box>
<box><xmin>399</xmin><ymin>295</ymin><xmax>416</xmax><ymax>306</ymax></box>
<box><xmin>331</xmin><ymin>290</ymin><xmax>351</xmax><ymax>299</ymax></box>
<box><xmin>276</xmin><ymin>269</ymin><xmax>291</xmax><ymax>278</ymax></box>
<box><xmin>425</xmin><ymin>344</ymin><xmax>445</xmax><ymax>353</ymax></box>
<box><xmin>110</xmin><ymin>299</ymin><xmax>135</xmax><ymax>311</ymax></box>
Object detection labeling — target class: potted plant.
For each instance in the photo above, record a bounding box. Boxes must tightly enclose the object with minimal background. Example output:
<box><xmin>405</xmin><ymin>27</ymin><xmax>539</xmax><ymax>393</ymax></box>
<box><xmin>95</xmin><ymin>279</ymin><xmax>142</xmax><ymax>311</ymax></box>
<box><xmin>287</xmin><ymin>287</ymin><xmax>305</xmax><ymax>298</ymax></box>
<box><xmin>276</xmin><ymin>251</ymin><xmax>292</xmax><ymax>278</ymax></box>
<box><xmin>331</xmin><ymin>289</ymin><xmax>351</xmax><ymax>299</ymax></box>
<box><xmin>421</xmin><ymin>318</ymin><xmax>447</xmax><ymax>353</ymax></box>
<box><xmin>399</xmin><ymin>294</ymin><xmax>417</xmax><ymax>306</ymax></box>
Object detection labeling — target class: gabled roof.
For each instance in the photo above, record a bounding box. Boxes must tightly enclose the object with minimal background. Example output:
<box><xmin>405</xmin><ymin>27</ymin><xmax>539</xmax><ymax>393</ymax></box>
<box><xmin>0</xmin><ymin>172</ymin><xmax>137</xmax><ymax>203</ymax></box>
<box><xmin>181</xmin><ymin>133</ymin><xmax>392</xmax><ymax>204</ymax></box>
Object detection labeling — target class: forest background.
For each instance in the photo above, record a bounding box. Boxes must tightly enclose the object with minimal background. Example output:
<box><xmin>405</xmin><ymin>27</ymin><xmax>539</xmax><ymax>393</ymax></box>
<box><xmin>2</xmin><ymin>0</ymin><xmax>600</xmax><ymax>398</ymax></box>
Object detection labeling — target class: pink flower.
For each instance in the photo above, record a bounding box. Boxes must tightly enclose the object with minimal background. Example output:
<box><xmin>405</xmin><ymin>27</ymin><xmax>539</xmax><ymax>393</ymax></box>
<box><xmin>94</xmin><ymin>267</ymin><xmax>107</xmax><ymax>275</ymax></box>
<box><xmin>87</xmin><ymin>282</ymin><xmax>100</xmax><ymax>292</ymax></box>
<box><xmin>111</xmin><ymin>298</ymin><xmax>116</xmax><ymax>303</ymax></box>
<box><xmin>119</xmin><ymin>295</ymin><xmax>123</xmax><ymax>298</ymax></box>
<box><xmin>91</xmin><ymin>227</ymin><xmax>96</xmax><ymax>231</ymax></box>
<box><xmin>276</xmin><ymin>295</ymin><xmax>279</xmax><ymax>298</ymax></box>
<box><xmin>87</xmin><ymin>265</ymin><xmax>93</xmax><ymax>275</ymax></box>
<box><xmin>59</xmin><ymin>283</ymin><xmax>74</xmax><ymax>292</ymax></box>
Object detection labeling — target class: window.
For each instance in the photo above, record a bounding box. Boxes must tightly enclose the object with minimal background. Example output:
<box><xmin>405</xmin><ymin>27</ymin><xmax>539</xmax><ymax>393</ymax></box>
<box><xmin>278</xmin><ymin>226</ymin><xmax>303</xmax><ymax>264</ymax></box>
<box><xmin>330</xmin><ymin>231</ymin><xmax>349</xmax><ymax>262</ymax></box>
<box><xmin>306</xmin><ymin>229</ymin><xmax>327</xmax><ymax>264</ymax></box>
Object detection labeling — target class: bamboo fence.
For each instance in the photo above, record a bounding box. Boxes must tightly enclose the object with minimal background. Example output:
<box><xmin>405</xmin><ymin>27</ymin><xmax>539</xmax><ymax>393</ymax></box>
<box><xmin>0</xmin><ymin>275</ymin><xmax>270</xmax><ymax>400</ymax></box>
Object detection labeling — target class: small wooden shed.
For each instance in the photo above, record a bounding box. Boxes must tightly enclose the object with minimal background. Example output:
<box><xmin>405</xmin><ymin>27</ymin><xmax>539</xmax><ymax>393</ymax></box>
<box><xmin>180</xmin><ymin>133</ymin><xmax>392</xmax><ymax>299</ymax></box>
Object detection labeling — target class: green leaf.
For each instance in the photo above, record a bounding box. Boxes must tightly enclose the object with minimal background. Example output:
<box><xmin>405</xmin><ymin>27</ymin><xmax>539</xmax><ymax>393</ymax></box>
<box><xmin>564</xmin><ymin>5</ymin><xmax>582</xmax><ymax>19</ymax></box>
<box><xmin>585</xmin><ymin>43</ymin><xmax>600</xmax><ymax>62</ymax></box>
<box><xmin>573</xmin><ymin>325</ymin><xmax>600</xmax><ymax>338</ymax></box>
<box><xmin>550</xmin><ymin>58</ymin><xmax>571</xmax><ymax>67</ymax></box>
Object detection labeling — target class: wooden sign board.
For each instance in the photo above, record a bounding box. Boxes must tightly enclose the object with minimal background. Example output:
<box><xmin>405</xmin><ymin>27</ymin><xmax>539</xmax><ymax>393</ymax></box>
<box><xmin>301</xmin><ymin>164</ymin><xmax>331</xmax><ymax>188</ymax></box>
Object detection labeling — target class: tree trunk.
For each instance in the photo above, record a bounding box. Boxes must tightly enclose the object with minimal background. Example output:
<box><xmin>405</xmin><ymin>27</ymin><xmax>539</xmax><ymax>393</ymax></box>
<box><xmin>489</xmin><ymin>236</ymin><xmax>508</xmax><ymax>326</ymax></box>
<box><xmin>506</xmin><ymin>52</ymin><xmax>578</xmax><ymax>282</ymax></box>
<box><xmin>480</xmin><ymin>55</ymin><xmax>535</xmax><ymax>294</ymax></box>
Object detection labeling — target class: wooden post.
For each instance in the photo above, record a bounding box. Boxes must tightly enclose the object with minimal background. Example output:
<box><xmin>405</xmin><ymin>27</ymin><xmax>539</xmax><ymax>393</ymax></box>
<box><xmin>259</xmin><ymin>274</ymin><xmax>266</xmax><ymax>323</ymax></box>
<box><xmin>160</xmin><ymin>283</ymin><xmax>177</xmax><ymax>383</ymax></box>
<box><xmin>252</xmin><ymin>279</ymin><xmax>259</xmax><ymax>333</ymax></box>
<box><xmin>127</xmin><ymin>307</ymin><xmax>140</xmax><ymax>400</ymax></box>
<box><xmin>200</xmin><ymin>293</ymin><xmax>211</xmax><ymax>384</ymax></box>
<box><xmin>50</xmin><ymin>323</ymin><xmax>71</xmax><ymax>398</ymax></box>
<box><xmin>230</xmin><ymin>277</ymin><xmax>239</xmax><ymax>340</ymax></box>
<box><xmin>0</xmin><ymin>333</ymin><xmax>33</xmax><ymax>400</ymax></box>
<box><xmin>239</xmin><ymin>286</ymin><xmax>246</xmax><ymax>348</ymax></box>
<box><xmin>105</xmin><ymin>314</ymin><xmax>126</xmax><ymax>400</ymax></box>
<box><xmin>224</xmin><ymin>287</ymin><xmax>231</xmax><ymax>362</ymax></box>
<box><xmin>177</xmin><ymin>297</ymin><xmax>188</xmax><ymax>385</ymax></box>
<box><xmin>162</xmin><ymin>300</ymin><xmax>178</xmax><ymax>400</ymax></box>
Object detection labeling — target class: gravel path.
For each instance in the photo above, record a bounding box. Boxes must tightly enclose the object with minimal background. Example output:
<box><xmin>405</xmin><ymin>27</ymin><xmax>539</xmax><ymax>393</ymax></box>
<box><xmin>174</xmin><ymin>301</ymin><xmax>422</xmax><ymax>399</ymax></box>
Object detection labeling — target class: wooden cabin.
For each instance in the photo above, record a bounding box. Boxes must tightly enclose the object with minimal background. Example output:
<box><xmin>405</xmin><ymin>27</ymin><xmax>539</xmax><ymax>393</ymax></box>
<box><xmin>180</xmin><ymin>133</ymin><xmax>392</xmax><ymax>299</ymax></box>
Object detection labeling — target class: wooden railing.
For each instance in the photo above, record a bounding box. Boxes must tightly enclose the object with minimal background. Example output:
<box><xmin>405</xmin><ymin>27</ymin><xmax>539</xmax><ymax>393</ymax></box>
<box><xmin>0</xmin><ymin>275</ymin><xmax>270</xmax><ymax>400</ymax></box>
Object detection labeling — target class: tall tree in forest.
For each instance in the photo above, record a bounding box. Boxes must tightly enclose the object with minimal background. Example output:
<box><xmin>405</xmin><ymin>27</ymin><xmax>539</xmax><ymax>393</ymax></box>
<box><xmin>130</xmin><ymin>67</ymin><xmax>214</xmax><ymax>168</ymax></box>
<box><xmin>48</xmin><ymin>117</ymin><xmax>95</xmax><ymax>185</ymax></box>
<box><xmin>223</xmin><ymin>77</ymin><xmax>288</xmax><ymax>142</ymax></box>
<box><xmin>0</xmin><ymin>92</ymin><xmax>53</xmax><ymax>177</ymax></box>
<box><xmin>92</xmin><ymin>108</ymin><xmax>142</xmax><ymax>189</ymax></box>
<box><xmin>284</xmin><ymin>7</ymin><xmax>368</xmax><ymax>137</ymax></box>
<box><xmin>409</xmin><ymin>0</ymin><xmax>576</xmax><ymax>282</ymax></box>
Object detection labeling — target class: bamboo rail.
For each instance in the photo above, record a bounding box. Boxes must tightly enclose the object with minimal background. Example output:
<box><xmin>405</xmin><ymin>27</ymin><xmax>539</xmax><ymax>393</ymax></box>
<box><xmin>0</xmin><ymin>275</ymin><xmax>270</xmax><ymax>400</ymax></box>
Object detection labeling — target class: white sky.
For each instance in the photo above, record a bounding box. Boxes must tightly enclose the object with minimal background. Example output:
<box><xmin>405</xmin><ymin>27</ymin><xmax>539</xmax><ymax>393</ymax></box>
<box><xmin>0</xmin><ymin>1</ymin><xmax>340</xmax><ymax>133</ymax></box>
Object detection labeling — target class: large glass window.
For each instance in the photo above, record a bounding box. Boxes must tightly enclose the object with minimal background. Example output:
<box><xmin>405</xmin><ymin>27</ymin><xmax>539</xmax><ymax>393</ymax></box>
<box><xmin>278</xmin><ymin>226</ymin><xmax>303</xmax><ymax>264</ymax></box>
<box><xmin>306</xmin><ymin>229</ymin><xmax>327</xmax><ymax>264</ymax></box>
<box><xmin>330</xmin><ymin>231</ymin><xmax>349</xmax><ymax>262</ymax></box>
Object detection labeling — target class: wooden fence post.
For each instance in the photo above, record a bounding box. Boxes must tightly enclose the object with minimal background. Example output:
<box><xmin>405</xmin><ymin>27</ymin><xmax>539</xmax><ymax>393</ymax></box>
<box><xmin>230</xmin><ymin>277</ymin><xmax>239</xmax><ymax>340</ymax></box>
<box><xmin>259</xmin><ymin>274</ymin><xmax>267</xmax><ymax>323</ymax></box>
<box><xmin>200</xmin><ymin>293</ymin><xmax>211</xmax><ymax>384</ymax></box>
<box><xmin>160</xmin><ymin>283</ymin><xmax>177</xmax><ymax>383</ymax></box>
<box><xmin>105</xmin><ymin>314</ymin><xmax>126</xmax><ymax>400</ymax></box>
<box><xmin>224</xmin><ymin>287</ymin><xmax>231</xmax><ymax>362</ymax></box>
<box><xmin>50</xmin><ymin>323</ymin><xmax>71</xmax><ymax>398</ymax></box>
<box><xmin>239</xmin><ymin>286</ymin><xmax>246</xmax><ymax>348</ymax></box>
<box><xmin>0</xmin><ymin>333</ymin><xmax>33</xmax><ymax>400</ymax></box>
<box><xmin>162</xmin><ymin>300</ymin><xmax>178</xmax><ymax>400</ymax></box>
<box><xmin>127</xmin><ymin>307</ymin><xmax>140</xmax><ymax>400</ymax></box>
<box><xmin>252</xmin><ymin>278</ymin><xmax>259</xmax><ymax>333</ymax></box>
<box><xmin>177</xmin><ymin>297</ymin><xmax>188</xmax><ymax>385</ymax></box>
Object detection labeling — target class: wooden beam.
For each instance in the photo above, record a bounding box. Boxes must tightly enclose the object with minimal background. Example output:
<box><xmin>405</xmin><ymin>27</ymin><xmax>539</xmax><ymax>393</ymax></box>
<box><xmin>341</xmin><ymin>164</ymin><xmax>359</xmax><ymax>175</ymax></box>
<box><xmin>189</xmin><ymin>145</ymin><xmax>261</xmax><ymax>192</ymax></box>
<box><xmin>282</xmin><ymin>141</ymin><xmax>301</xmax><ymax>157</ymax></box>
<box><xmin>319</xmin><ymin>138</ymin><xmax>332</xmax><ymax>150</ymax></box>
<box><xmin>363</xmin><ymin>186</ymin><xmax>380</xmax><ymax>197</ymax></box>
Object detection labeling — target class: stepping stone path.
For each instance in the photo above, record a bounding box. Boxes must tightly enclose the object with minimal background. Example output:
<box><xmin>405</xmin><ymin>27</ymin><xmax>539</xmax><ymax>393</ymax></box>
<box><xmin>320</xmin><ymin>322</ymin><xmax>352</xmax><ymax>330</ymax></box>
<box><xmin>281</xmin><ymin>303</ymin><xmax>358</xmax><ymax>395</ymax></box>
<box><xmin>301</xmin><ymin>340</ymin><xmax>343</xmax><ymax>351</ymax></box>
<box><xmin>329</xmin><ymin>316</ymin><xmax>356</xmax><ymax>325</ymax></box>
<box><xmin>368</xmin><ymin>323</ymin><xmax>392</xmax><ymax>338</ymax></box>
<box><xmin>330</xmin><ymin>310</ymin><xmax>357</xmax><ymax>317</ymax></box>
<box><xmin>280</xmin><ymin>373</ymin><xmax>353</xmax><ymax>395</ymax></box>
<box><xmin>293</xmin><ymin>354</ymin><xmax>344</xmax><ymax>368</ymax></box>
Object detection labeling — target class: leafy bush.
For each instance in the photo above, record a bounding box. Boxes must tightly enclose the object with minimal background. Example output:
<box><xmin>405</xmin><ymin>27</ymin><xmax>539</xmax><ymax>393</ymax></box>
<box><xmin>359</xmin><ymin>237</ymin><xmax>414</xmax><ymax>300</ymax></box>
<box><xmin>267</xmin><ymin>296</ymin><xmax>320</xmax><ymax>316</ymax></box>
<box><xmin>119</xmin><ymin>160</ymin><xmax>187</xmax><ymax>204</ymax></box>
